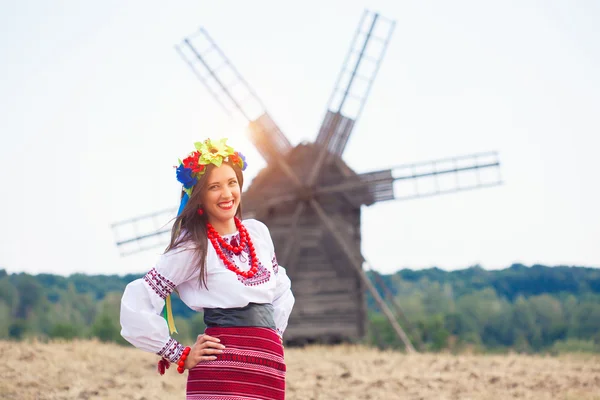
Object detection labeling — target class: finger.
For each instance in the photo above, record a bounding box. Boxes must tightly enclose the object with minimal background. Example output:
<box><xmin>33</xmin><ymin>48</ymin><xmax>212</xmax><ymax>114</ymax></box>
<box><xmin>199</xmin><ymin>356</ymin><xmax>218</xmax><ymax>362</ymax></box>
<box><xmin>199</xmin><ymin>334</ymin><xmax>221</xmax><ymax>343</ymax></box>
<box><xmin>199</xmin><ymin>340</ymin><xmax>226</xmax><ymax>350</ymax></box>
<box><xmin>201</xmin><ymin>348</ymin><xmax>225</xmax><ymax>355</ymax></box>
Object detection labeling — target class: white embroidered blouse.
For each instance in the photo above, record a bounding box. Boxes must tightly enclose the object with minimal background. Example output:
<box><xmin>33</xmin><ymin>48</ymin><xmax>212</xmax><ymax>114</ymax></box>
<box><xmin>119</xmin><ymin>219</ymin><xmax>295</xmax><ymax>363</ymax></box>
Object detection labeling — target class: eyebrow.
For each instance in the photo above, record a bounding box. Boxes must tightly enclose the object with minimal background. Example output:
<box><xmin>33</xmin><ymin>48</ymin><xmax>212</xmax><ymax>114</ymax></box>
<box><xmin>208</xmin><ymin>177</ymin><xmax>237</xmax><ymax>186</ymax></box>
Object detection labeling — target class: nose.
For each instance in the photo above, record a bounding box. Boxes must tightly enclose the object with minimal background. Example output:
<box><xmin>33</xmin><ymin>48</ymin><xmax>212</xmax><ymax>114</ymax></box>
<box><xmin>221</xmin><ymin>186</ymin><xmax>232</xmax><ymax>198</ymax></box>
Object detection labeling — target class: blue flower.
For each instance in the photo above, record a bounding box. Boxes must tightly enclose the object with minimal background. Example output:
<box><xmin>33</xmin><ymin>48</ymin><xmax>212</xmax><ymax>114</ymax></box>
<box><xmin>238</xmin><ymin>152</ymin><xmax>248</xmax><ymax>171</ymax></box>
<box><xmin>176</xmin><ymin>165</ymin><xmax>197</xmax><ymax>188</ymax></box>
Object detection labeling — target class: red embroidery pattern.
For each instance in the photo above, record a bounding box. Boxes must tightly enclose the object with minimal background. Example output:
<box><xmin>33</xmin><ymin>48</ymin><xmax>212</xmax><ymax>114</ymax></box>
<box><xmin>237</xmin><ymin>261</ymin><xmax>270</xmax><ymax>286</ymax></box>
<box><xmin>220</xmin><ymin>234</ymin><xmax>271</xmax><ymax>287</ymax></box>
<box><xmin>144</xmin><ymin>267</ymin><xmax>175</xmax><ymax>299</ymax></box>
<box><xmin>157</xmin><ymin>338</ymin><xmax>184</xmax><ymax>363</ymax></box>
<box><xmin>216</xmin><ymin>352</ymin><xmax>286</xmax><ymax>371</ymax></box>
<box><xmin>272</xmin><ymin>254</ymin><xmax>279</xmax><ymax>274</ymax></box>
<box><xmin>222</xmin><ymin>234</ymin><xmax>249</xmax><ymax>263</ymax></box>
<box><xmin>187</xmin><ymin>327</ymin><xmax>286</xmax><ymax>399</ymax></box>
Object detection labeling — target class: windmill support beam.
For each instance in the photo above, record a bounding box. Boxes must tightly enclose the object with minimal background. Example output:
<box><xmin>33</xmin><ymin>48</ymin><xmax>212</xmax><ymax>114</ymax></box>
<box><xmin>308</xmin><ymin>198</ymin><xmax>416</xmax><ymax>353</ymax></box>
<box><xmin>370</xmin><ymin>269</ymin><xmax>417</xmax><ymax>346</ymax></box>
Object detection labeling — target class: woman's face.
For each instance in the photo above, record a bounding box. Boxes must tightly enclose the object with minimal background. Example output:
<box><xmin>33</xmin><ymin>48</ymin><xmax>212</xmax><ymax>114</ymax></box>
<box><xmin>200</xmin><ymin>164</ymin><xmax>241</xmax><ymax>226</ymax></box>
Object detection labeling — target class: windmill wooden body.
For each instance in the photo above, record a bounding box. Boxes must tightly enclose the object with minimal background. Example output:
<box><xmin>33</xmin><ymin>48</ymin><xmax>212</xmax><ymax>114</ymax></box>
<box><xmin>112</xmin><ymin>10</ymin><xmax>502</xmax><ymax>351</ymax></box>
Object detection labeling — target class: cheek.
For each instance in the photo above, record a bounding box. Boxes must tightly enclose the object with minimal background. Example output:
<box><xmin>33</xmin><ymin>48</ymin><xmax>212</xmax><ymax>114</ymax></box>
<box><xmin>203</xmin><ymin>191</ymin><xmax>219</xmax><ymax>205</ymax></box>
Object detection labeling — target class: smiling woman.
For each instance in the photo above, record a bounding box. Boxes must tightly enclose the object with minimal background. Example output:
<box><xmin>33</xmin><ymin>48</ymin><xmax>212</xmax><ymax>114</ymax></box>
<box><xmin>201</xmin><ymin>165</ymin><xmax>242</xmax><ymax>232</ymax></box>
<box><xmin>119</xmin><ymin>138</ymin><xmax>295</xmax><ymax>400</ymax></box>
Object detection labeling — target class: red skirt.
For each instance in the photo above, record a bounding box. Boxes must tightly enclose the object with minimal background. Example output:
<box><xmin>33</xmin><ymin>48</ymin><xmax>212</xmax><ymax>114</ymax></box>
<box><xmin>186</xmin><ymin>327</ymin><xmax>286</xmax><ymax>400</ymax></box>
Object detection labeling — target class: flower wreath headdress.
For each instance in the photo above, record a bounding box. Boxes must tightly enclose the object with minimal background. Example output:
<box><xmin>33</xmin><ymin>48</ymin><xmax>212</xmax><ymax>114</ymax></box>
<box><xmin>163</xmin><ymin>137</ymin><xmax>248</xmax><ymax>334</ymax></box>
<box><xmin>175</xmin><ymin>138</ymin><xmax>248</xmax><ymax>214</ymax></box>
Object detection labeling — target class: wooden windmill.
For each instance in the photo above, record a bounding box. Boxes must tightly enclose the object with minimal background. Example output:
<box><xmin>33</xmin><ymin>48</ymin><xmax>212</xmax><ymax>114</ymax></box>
<box><xmin>112</xmin><ymin>10</ymin><xmax>502</xmax><ymax>352</ymax></box>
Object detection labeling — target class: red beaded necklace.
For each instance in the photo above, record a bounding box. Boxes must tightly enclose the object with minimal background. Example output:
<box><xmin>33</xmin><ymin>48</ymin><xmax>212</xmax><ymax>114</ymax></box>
<box><xmin>206</xmin><ymin>217</ymin><xmax>258</xmax><ymax>278</ymax></box>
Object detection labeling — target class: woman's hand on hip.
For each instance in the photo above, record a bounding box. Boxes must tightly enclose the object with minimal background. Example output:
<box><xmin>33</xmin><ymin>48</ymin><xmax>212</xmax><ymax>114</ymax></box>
<box><xmin>184</xmin><ymin>334</ymin><xmax>226</xmax><ymax>370</ymax></box>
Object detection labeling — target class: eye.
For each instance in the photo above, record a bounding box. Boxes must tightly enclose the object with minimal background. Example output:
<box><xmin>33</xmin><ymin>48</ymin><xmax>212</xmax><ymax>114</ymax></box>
<box><xmin>209</xmin><ymin>185</ymin><xmax>218</xmax><ymax>190</ymax></box>
<box><xmin>229</xmin><ymin>180</ymin><xmax>238</xmax><ymax>185</ymax></box>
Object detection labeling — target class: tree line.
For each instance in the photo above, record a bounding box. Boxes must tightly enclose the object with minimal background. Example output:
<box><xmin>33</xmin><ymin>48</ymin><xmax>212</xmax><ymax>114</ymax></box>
<box><xmin>0</xmin><ymin>264</ymin><xmax>599</xmax><ymax>353</ymax></box>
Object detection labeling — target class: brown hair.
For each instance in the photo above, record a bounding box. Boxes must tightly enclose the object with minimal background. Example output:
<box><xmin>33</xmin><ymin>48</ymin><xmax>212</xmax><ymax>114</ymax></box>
<box><xmin>165</xmin><ymin>162</ymin><xmax>244</xmax><ymax>288</ymax></box>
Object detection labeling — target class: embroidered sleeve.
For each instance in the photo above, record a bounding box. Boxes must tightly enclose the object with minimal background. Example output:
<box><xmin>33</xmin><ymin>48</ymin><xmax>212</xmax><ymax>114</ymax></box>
<box><xmin>152</xmin><ymin>246</ymin><xmax>198</xmax><ymax>289</ymax></box>
<box><xmin>120</xmin><ymin>278</ymin><xmax>186</xmax><ymax>362</ymax></box>
<box><xmin>144</xmin><ymin>267</ymin><xmax>176</xmax><ymax>299</ymax></box>
<box><xmin>120</xmin><ymin>246</ymin><xmax>196</xmax><ymax>361</ymax></box>
<box><xmin>158</xmin><ymin>338</ymin><xmax>185</xmax><ymax>363</ymax></box>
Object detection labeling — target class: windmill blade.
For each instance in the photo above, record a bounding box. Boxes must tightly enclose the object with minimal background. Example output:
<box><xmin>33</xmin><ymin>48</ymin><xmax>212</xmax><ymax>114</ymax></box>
<box><xmin>317</xmin><ymin>151</ymin><xmax>503</xmax><ymax>203</ymax></box>
<box><xmin>115</xmin><ymin>28</ymin><xmax>308</xmax><ymax>256</ymax></box>
<box><xmin>176</xmin><ymin>28</ymin><xmax>293</xmax><ymax>165</ymax></box>
<box><xmin>111</xmin><ymin>186</ymin><xmax>298</xmax><ymax>256</ymax></box>
<box><xmin>247</xmin><ymin>113</ymin><xmax>294</xmax><ymax>166</ymax></box>
<box><xmin>112</xmin><ymin>179</ymin><xmax>302</xmax><ymax>256</ymax></box>
<box><xmin>111</xmin><ymin>208</ymin><xmax>177</xmax><ymax>256</ymax></box>
<box><xmin>307</xmin><ymin>198</ymin><xmax>416</xmax><ymax>352</ymax></box>
<box><xmin>245</xmin><ymin>151</ymin><xmax>502</xmax><ymax>216</ymax></box>
<box><xmin>314</xmin><ymin>10</ymin><xmax>395</xmax><ymax>158</ymax></box>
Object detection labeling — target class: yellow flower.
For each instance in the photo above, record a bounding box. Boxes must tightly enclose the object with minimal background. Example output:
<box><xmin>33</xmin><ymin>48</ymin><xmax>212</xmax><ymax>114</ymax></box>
<box><xmin>194</xmin><ymin>138</ymin><xmax>235</xmax><ymax>167</ymax></box>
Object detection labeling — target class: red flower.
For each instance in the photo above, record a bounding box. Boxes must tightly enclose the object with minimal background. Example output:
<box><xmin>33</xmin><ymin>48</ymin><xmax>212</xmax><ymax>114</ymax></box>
<box><xmin>230</xmin><ymin>152</ymin><xmax>241</xmax><ymax>165</ymax></box>
<box><xmin>182</xmin><ymin>157</ymin><xmax>195</xmax><ymax>168</ymax></box>
<box><xmin>183</xmin><ymin>151</ymin><xmax>203</xmax><ymax>173</ymax></box>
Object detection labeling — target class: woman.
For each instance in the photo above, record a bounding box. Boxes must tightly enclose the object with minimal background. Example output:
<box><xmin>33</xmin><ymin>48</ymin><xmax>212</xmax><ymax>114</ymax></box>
<box><xmin>120</xmin><ymin>138</ymin><xmax>295</xmax><ymax>400</ymax></box>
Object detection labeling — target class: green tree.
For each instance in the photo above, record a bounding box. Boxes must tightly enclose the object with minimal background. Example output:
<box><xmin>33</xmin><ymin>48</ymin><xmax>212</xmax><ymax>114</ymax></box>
<box><xmin>0</xmin><ymin>278</ymin><xmax>18</xmax><ymax>315</ymax></box>
<box><xmin>91</xmin><ymin>312</ymin><xmax>121</xmax><ymax>342</ymax></box>
<box><xmin>0</xmin><ymin>300</ymin><xmax>11</xmax><ymax>339</ymax></box>
<box><xmin>571</xmin><ymin>300</ymin><xmax>600</xmax><ymax>341</ymax></box>
<box><xmin>368</xmin><ymin>312</ymin><xmax>405</xmax><ymax>349</ymax></box>
<box><xmin>422</xmin><ymin>314</ymin><xmax>450</xmax><ymax>351</ymax></box>
<box><xmin>512</xmin><ymin>296</ymin><xmax>542</xmax><ymax>351</ymax></box>
<box><xmin>13</xmin><ymin>274</ymin><xmax>43</xmax><ymax>318</ymax></box>
<box><xmin>528</xmin><ymin>294</ymin><xmax>567</xmax><ymax>346</ymax></box>
<box><xmin>49</xmin><ymin>323</ymin><xmax>83</xmax><ymax>340</ymax></box>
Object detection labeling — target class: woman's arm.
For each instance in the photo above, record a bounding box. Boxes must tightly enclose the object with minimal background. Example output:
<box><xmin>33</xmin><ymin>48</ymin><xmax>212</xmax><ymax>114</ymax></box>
<box><xmin>272</xmin><ymin>256</ymin><xmax>295</xmax><ymax>338</ymax></box>
<box><xmin>250</xmin><ymin>219</ymin><xmax>295</xmax><ymax>338</ymax></box>
<box><xmin>119</xmin><ymin>246</ymin><xmax>198</xmax><ymax>362</ymax></box>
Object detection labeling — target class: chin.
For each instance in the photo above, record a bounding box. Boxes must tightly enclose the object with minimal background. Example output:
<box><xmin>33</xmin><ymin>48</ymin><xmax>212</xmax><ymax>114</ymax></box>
<box><xmin>223</xmin><ymin>211</ymin><xmax>237</xmax><ymax>220</ymax></box>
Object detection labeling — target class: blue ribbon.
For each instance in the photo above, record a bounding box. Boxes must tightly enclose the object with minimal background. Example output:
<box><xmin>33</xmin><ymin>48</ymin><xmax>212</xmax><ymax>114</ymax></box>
<box><xmin>177</xmin><ymin>192</ymin><xmax>189</xmax><ymax>216</ymax></box>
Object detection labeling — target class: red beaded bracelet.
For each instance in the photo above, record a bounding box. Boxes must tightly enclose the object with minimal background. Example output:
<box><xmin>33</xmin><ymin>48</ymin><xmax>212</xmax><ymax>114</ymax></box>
<box><xmin>177</xmin><ymin>346</ymin><xmax>192</xmax><ymax>374</ymax></box>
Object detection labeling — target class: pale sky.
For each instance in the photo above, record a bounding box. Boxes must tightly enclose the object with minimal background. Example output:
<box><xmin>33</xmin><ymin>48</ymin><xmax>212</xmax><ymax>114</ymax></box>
<box><xmin>1</xmin><ymin>0</ymin><xmax>599</xmax><ymax>276</ymax></box>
